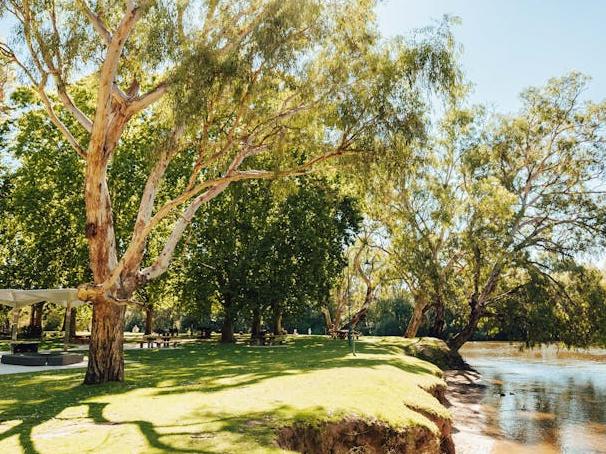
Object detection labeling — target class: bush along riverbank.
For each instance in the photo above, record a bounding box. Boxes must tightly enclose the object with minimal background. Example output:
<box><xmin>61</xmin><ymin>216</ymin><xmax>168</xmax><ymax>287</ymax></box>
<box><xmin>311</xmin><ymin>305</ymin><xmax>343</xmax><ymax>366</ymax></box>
<box><xmin>400</xmin><ymin>337</ymin><xmax>472</xmax><ymax>371</ymax></box>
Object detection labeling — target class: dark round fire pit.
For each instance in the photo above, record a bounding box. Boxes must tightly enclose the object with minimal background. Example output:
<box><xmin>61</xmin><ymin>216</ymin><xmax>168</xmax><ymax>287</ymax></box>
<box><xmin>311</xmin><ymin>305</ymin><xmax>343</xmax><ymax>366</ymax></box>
<box><xmin>1</xmin><ymin>352</ymin><xmax>84</xmax><ymax>366</ymax></box>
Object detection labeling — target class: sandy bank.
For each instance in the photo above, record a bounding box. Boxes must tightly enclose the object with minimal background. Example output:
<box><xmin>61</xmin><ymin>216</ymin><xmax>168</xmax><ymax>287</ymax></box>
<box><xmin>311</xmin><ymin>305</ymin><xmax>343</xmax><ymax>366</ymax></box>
<box><xmin>445</xmin><ymin>369</ymin><xmax>496</xmax><ymax>453</ymax></box>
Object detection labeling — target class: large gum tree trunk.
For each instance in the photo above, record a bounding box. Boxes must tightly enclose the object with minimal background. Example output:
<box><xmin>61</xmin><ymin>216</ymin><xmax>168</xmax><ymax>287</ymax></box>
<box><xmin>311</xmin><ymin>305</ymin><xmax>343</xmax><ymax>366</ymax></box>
<box><xmin>447</xmin><ymin>300</ymin><xmax>483</xmax><ymax>352</ymax></box>
<box><xmin>83</xmin><ymin>155</ymin><xmax>125</xmax><ymax>384</ymax></box>
<box><xmin>448</xmin><ymin>267</ymin><xmax>500</xmax><ymax>352</ymax></box>
<box><xmin>85</xmin><ymin>301</ymin><xmax>126</xmax><ymax>383</ymax></box>
<box><xmin>404</xmin><ymin>295</ymin><xmax>429</xmax><ymax>338</ymax></box>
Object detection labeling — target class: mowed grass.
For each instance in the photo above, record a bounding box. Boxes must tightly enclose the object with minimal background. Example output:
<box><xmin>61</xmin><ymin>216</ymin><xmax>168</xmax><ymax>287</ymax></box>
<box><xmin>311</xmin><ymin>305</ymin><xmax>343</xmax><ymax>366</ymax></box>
<box><xmin>0</xmin><ymin>336</ymin><xmax>449</xmax><ymax>454</ymax></box>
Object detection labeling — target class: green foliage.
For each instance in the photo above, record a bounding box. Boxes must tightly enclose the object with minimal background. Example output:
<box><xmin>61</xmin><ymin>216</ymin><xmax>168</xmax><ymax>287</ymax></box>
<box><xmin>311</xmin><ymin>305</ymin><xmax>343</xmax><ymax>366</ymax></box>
<box><xmin>364</xmin><ymin>297</ymin><xmax>414</xmax><ymax>336</ymax></box>
<box><xmin>364</xmin><ymin>73</ymin><xmax>606</xmax><ymax>347</ymax></box>
<box><xmin>0</xmin><ymin>89</ymin><xmax>89</xmax><ymax>288</ymax></box>
<box><xmin>483</xmin><ymin>262</ymin><xmax>606</xmax><ymax>347</ymax></box>
<box><xmin>182</xmin><ymin>177</ymin><xmax>361</xmax><ymax>330</ymax></box>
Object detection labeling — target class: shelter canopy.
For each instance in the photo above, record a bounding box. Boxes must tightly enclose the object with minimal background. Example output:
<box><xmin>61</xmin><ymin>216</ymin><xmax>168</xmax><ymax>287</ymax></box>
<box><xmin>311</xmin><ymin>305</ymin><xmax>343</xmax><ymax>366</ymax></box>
<box><xmin>0</xmin><ymin>289</ymin><xmax>87</xmax><ymax>309</ymax></box>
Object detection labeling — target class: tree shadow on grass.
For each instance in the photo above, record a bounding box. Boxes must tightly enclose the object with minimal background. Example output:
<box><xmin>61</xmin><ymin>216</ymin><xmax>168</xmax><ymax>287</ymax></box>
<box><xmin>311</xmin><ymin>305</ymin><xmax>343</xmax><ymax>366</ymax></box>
<box><xmin>0</xmin><ymin>336</ymin><xmax>440</xmax><ymax>453</ymax></box>
<box><xmin>140</xmin><ymin>337</ymin><xmax>438</xmax><ymax>396</ymax></box>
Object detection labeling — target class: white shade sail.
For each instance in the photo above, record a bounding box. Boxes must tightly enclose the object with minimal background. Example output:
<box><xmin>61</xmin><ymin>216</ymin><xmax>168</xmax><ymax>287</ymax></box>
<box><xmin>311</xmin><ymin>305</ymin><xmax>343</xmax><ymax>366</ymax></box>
<box><xmin>0</xmin><ymin>289</ymin><xmax>87</xmax><ymax>309</ymax></box>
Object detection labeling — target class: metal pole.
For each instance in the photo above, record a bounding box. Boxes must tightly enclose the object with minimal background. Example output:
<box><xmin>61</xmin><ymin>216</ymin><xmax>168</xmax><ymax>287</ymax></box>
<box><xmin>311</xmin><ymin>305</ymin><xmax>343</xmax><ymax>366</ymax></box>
<box><xmin>11</xmin><ymin>307</ymin><xmax>20</xmax><ymax>342</ymax></box>
<box><xmin>64</xmin><ymin>301</ymin><xmax>72</xmax><ymax>352</ymax></box>
<box><xmin>347</xmin><ymin>257</ymin><xmax>356</xmax><ymax>356</ymax></box>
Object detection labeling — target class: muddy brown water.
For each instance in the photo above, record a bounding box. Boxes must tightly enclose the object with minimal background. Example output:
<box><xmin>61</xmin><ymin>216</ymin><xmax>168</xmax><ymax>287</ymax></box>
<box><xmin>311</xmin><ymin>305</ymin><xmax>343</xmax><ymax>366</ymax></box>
<box><xmin>459</xmin><ymin>341</ymin><xmax>606</xmax><ymax>454</ymax></box>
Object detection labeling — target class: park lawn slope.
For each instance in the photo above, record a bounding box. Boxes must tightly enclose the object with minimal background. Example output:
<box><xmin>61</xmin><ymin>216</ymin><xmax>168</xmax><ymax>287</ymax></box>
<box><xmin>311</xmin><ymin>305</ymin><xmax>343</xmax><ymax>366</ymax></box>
<box><xmin>0</xmin><ymin>336</ymin><xmax>450</xmax><ymax>453</ymax></box>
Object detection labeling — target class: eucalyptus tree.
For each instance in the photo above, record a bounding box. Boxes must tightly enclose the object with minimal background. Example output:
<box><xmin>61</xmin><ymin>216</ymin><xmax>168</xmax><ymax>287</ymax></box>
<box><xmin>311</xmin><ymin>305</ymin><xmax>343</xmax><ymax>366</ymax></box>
<box><xmin>0</xmin><ymin>0</ymin><xmax>458</xmax><ymax>382</ymax></box>
<box><xmin>335</xmin><ymin>226</ymin><xmax>390</xmax><ymax>330</ymax></box>
<box><xmin>372</xmin><ymin>108</ymin><xmax>472</xmax><ymax>339</ymax></box>
<box><xmin>448</xmin><ymin>73</ymin><xmax>606</xmax><ymax>351</ymax></box>
<box><xmin>0</xmin><ymin>85</ymin><xmax>177</xmax><ymax>334</ymax></box>
<box><xmin>373</xmin><ymin>74</ymin><xmax>606</xmax><ymax>348</ymax></box>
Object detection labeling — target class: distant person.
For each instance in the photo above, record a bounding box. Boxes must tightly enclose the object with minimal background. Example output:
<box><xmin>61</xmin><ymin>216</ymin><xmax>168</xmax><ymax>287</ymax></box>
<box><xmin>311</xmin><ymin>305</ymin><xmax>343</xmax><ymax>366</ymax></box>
<box><xmin>308</xmin><ymin>328</ymin><xmax>312</xmax><ymax>335</ymax></box>
<box><xmin>132</xmin><ymin>325</ymin><xmax>140</xmax><ymax>333</ymax></box>
<box><xmin>293</xmin><ymin>328</ymin><xmax>298</xmax><ymax>335</ymax></box>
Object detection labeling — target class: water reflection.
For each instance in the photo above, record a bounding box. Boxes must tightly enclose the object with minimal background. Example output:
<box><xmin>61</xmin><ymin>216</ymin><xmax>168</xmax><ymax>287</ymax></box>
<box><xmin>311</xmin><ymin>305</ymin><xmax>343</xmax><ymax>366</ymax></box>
<box><xmin>461</xmin><ymin>342</ymin><xmax>606</xmax><ymax>454</ymax></box>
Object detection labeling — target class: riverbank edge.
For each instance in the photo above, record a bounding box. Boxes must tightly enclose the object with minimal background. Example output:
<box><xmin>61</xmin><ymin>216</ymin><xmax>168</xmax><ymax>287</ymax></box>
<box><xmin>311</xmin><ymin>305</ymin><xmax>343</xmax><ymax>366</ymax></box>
<box><xmin>276</xmin><ymin>338</ymin><xmax>467</xmax><ymax>454</ymax></box>
<box><xmin>275</xmin><ymin>376</ymin><xmax>456</xmax><ymax>454</ymax></box>
<box><xmin>400</xmin><ymin>337</ymin><xmax>498</xmax><ymax>453</ymax></box>
<box><xmin>444</xmin><ymin>369</ymin><xmax>496</xmax><ymax>453</ymax></box>
<box><xmin>274</xmin><ymin>338</ymin><xmax>490</xmax><ymax>453</ymax></box>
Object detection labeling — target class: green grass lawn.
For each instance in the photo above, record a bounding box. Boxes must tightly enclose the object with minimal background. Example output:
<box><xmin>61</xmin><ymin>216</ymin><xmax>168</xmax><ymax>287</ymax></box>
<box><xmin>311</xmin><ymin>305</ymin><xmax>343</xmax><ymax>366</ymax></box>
<box><xmin>0</xmin><ymin>336</ymin><xmax>449</xmax><ymax>453</ymax></box>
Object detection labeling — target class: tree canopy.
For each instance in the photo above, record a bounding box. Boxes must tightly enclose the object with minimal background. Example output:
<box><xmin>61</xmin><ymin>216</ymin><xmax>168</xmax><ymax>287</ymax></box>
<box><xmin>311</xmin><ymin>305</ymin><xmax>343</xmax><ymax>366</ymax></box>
<box><xmin>0</xmin><ymin>0</ymin><xmax>459</xmax><ymax>383</ymax></box>
<box><xmin>183</xmin><ymin>177</ymin><xmax>360</xmax><ymax>341</ymax></box>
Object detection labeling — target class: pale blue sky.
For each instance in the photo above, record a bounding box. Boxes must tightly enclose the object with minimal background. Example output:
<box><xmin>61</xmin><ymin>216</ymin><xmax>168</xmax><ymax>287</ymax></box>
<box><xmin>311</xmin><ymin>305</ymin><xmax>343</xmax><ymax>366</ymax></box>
<box><xmin>3</xmin><ymin>2</ymin><xmax>604</xmax><ymax>111</ymax></box>
<box><xmin>377</xmin><ymin>0</ymin><xmax>606</xmax><ymax>112</ymax></box>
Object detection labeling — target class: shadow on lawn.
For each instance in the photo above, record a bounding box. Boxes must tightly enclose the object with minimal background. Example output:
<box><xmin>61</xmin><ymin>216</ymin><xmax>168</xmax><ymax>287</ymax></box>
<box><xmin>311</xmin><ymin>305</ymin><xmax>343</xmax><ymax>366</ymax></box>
<box><xmin>0</xmin><ymin>336</ymin><xmax>437</xmax><ymax>453</ymax></box>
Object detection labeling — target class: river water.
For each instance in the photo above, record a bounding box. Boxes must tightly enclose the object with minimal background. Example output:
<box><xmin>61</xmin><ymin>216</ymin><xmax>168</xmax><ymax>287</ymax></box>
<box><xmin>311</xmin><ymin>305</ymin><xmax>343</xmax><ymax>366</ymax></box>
<box><xmin>458</xmin><ymin>342</ymin><xmax>606</xmax><ymax>454</ymax></box>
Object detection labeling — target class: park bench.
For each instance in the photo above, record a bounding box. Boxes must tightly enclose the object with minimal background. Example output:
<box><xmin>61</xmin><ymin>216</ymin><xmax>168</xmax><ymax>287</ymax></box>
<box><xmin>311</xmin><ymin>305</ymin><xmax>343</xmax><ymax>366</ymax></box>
<box><xmin>140</xmin><ymin>335</ymin><xmax>158</xmax><ymax>348</ymax></box>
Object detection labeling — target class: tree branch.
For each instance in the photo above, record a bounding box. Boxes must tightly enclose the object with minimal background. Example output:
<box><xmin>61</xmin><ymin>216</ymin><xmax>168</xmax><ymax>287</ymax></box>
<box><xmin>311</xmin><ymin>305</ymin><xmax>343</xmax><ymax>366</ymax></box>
<box><xmin>125</xmin><ymin>81</ymin><xmax>168</xmax><ymax>116</ymax></box>
<box><xmin>76</xmin><ymin>0</ymin><xmax>112</xmax><ymax>45</ymax></box>
<box><xmin>90</xmin><ymin>2</ymin><xmax>144</xmax><ymax>158</ymax></box>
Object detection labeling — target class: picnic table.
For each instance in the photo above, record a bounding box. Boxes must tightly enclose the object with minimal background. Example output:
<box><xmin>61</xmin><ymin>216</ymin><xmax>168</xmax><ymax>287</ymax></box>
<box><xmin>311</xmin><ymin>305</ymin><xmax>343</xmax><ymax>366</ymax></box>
<box><xmin>330</xmin><ymin>329</ymin><xmax>360</xmax><ymax>340</ymax></box>
<box><xmin>139</xmin><ymin>334</ymin><xmax>181</xmax><ymax>348</ymax></box>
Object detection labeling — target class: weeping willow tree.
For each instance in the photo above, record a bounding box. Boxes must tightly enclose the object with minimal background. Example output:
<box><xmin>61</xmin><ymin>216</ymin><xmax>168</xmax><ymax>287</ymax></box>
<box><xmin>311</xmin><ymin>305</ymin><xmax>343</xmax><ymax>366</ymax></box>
<box><xmin>0</xmin><ymin>0</ymin><xmax>459</xmax><ymax>383</ymax></box>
